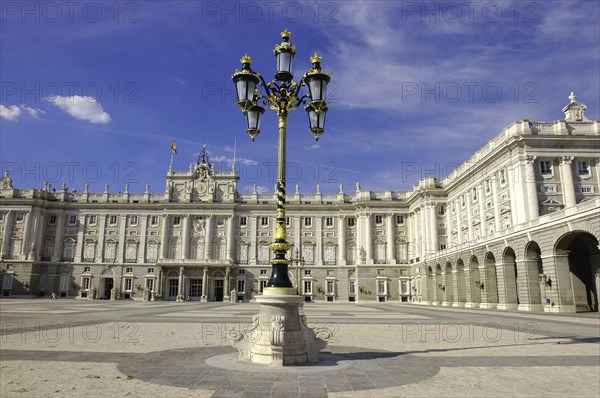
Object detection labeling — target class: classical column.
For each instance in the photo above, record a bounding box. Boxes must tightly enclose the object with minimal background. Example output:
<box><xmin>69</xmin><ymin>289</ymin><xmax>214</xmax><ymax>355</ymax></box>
<box><xmin>182</xmin><ymin>214</ymin><xmax>191</xmax><ymax>260</ymax></box>
<box><xmin>204</xmin><ymin>215</ymin><xmax>213</xmax><ymax>260</ymax></box>
<box><xmin>496</xmin><ymin>261</ymin><xmax>518</xmax><ymax>310</ymax></box>
<box><xmin>74</xmin><ymin>214</ymin><xmax>86</xmax><ymax>262</ymax></box>
<box><xmin>1</xmin><ymin>210</ymin><xmax>13</xmax><ymax>257</ymax></box>
<box><xmin>455</xmin><ymin>200</ymin><xmax>462</xmax><ymax>245</ymax></box>
<box><xmin>490</xmin><ymin>176</ymin><xmax>502</xmax><ymax>232</ymax></box>
<box><xmin>97</xmin><ymin>215</ymin><xmax>106</xmax><ymax>262</ymax></box>
<box><xmin>52</xmin><ymin>212</ymin><xmax>64</xmax><ymax>261</ymax></box>
<box><xmin>118</xmin><ymin>215</ymin><xmax>127</xmax><ymax>263</ymax></box>
<box><xmin>156</xmin><ymin>267</ymin><xmax>163</xmax><ymax>297</ymax></box>
<box><xmin>427</xmin><ymin>204</ymin><xmax>437</xmax><ymax>253</ymax></box>
<box><xmin>465</xmin><ymin>194</ymin><xmax>473</xmax><ymax>242</ymax></box>
<box><xmin>477</xmin><ymin>185</ymin><xmax>486</xmax><ymax>237</ymax></box>
<box><xmin>451</xmin><ymin>267</ymin><xmax>461</xmax><ymax>307</ymax></box>
<box><xmin>559</xmin><ymin>156</ymin><xmax>576</xmax><ymax>208</ymax></box>
<box><xmin>541</xmin><ymin>253</ymin><xmax>576</xmax><ymax>313</ymax></box>
<box><xmin>201</xmin><ymin>267</ymin><xmax>208</xmax><ymax>301</ymax></box>
<box><xmin>507</xmin><ymin>161</ymin><xmax>524</xmax><ymax>225</ymax></box>
<box><xmin>316</xmin><ymin>216</ymin><xmax>323</xmax><ymax>266</ymax></box>
<box><xmin>34</xmin><ymin>212</ymin><xmax>45</xmax><ymax>260</ymax></box>
<box><xmin>249</xmin><ymin>216</ymin><xmax>257</xmax><ymax>265</ymax></box>
<box><xmin>338</xmin><ymin>215</ymin><xmax>346</xmax><ymax>265</ymax></box>
<box><xmin>139</xmin><ymin>216</ymin><xmax>148</xmax><ymax>262</ymax></box>
<box><xmin>224</xmin><ymin>266</ymin><xmax>231</xmax><ymax>300</ymax></box>
<box><xmin>160</xmin><ymin>214</ymin><xmax>169</xmax><ymax>260</ymax></box>
<box><xmin>178</xmin><ymin>266</ymin><xmax>184</xmax><ymax>297</ymax></box>
<box><xmin>386</xmin><ymin>213</ymin><xmax>395</xmax><ymax>264</ymax></box>
<box><xmin>516</xmin><ymin>259</ymin><xmax>543</xmax><ymax>312</ymax></box>
<box><xmin>524</xmin><ymin>155</ymin><xmax>539</xmax><ymax>219</ymax></box>
<box><xmin>226</xmin><ymin>215</ymin><xmax>235</xmax><ymax>263</ymax></box>
<box><xmin>365</xmin><ymin>212</ymin><xmax>373</xmax><ymax>264</ymax></box>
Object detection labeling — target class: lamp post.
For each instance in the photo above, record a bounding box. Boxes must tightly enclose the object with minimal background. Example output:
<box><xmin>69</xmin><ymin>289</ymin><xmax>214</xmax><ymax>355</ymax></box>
<box><xmin>290</xmin><ymin>248</ymin><xmax>305</xmax><ymax>295</ymax></box>
<box><xmin>230</xmin><ymin>29</ymin><xmax>331</xmax><ymax>366</ymax></box>
<box><xmin>232</xmin><ymin>29</ymin><xmax>331</xmax><ymax>290</ymax></box>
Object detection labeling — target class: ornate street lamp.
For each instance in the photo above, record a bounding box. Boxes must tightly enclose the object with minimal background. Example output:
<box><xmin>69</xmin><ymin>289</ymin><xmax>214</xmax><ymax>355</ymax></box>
<box><xmin>232</xmin><ymin>29</ymin><xmax>331</xmax><ymax>289</ymax></box>
<box><xmin>290</xmin><ymin>248</ymin><xmax>305</xmax><ymax>295</ymax></box>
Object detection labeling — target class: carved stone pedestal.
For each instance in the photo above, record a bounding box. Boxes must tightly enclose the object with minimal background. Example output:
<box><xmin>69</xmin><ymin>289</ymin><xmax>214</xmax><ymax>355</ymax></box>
<box><xmin>231</xmin><ymin>287</ymin><xmax>327</xmax><ymax>366</ymax></box>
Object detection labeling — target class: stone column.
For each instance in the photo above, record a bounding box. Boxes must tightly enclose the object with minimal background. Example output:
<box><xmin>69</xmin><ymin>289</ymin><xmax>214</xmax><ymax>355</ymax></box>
<box><xmin>178</xmin><ymin>266</ymin><xmax>184</xmax><ymax>298</ymax></box>
<box><xmin>118</xmin><ymin>215</ymin><xmax>126</xmax><ymax>263</ymax></box>
<box><xmin>496</xmin><ymin>261</ymin><xmax>518</xmax><ymax>310</ymax></box>
<box><xmin>97</xmin><ymin>215</ymin><xmax>106</xmax><ymax>262</ymax></box>
<box><xmin>160</xmin><ymin>214</ymin><xmax>169</xmax><ymax>259</ymax></box>
<box><xmin>478</xmin><ymin>265</ymin><xmax>496</xmax><ymax>309</ymax></box>
<box><xmin>465</xmin><ymin>194</ymin><xmax>473</xmax><ymax>242</ymax></box>
<box><xmin>201</xmin><ymin>267</ymin><xmax>208</xmax><ymax>301</ymax></box>
<box><xmin>316</xmin><ymin>216</ymin><xmax>323</xmax><ymax>266</ymax></box>
<box><xmin>365</xmin><ymin>213</ymin><xmax>373</xmax><ymax>264</ymax></box>
<box><xmin>491</xmin><ymin>176</ymin><xmax>502</xmax><ymax>232</ymax></box>
<box><xmin>455</xmin><ymin>201</ymin><xmax>462</xmax><ymax>245</ymax></box>
<box><xmin>427</xmin><ymin>205</ymin><xmax>437</xmax><ymax>253</ymax></box>
<box><xmin>451</xmin><ymin>267</ymin><xmax>461</xmax><ymax>307</ymax></box>
<box><xmin>1</xmin><ymin>210</ymin><xmax>13</xmax><ymax>257</ymax></box>
<box><xmin>249</xmin><ymin>216</ymin><xmax>257</xmax><ymax>265</ymax></box>
<box><xmin>204</xmin><ymin>215</ymin><xmax>213</xmax><ymax>261</ymax></box>
<box><xmin>477</xmin><ymin>185</ymin><xmax>486</xmax><ymax>237</ymax></box>
<box><xmin>337</xmin><ymin>215</ymin><xmax>346</xmax><ymax>266</ymax></box>
<box><xmin>224</xmin><ymin>266</ymin><xmax>230</xmax><ymax>301</ymax></box>
<box><xmin>52</xmin><ymin>212</ymin><xmax>64</xmax><ymax>261</ymax></box>
<box><xmin>34</xmin><ymin>212</ymin><xmax>45</xmax><ymax>260</ymax></box>
<box><xmin>541</xmin><ymin>254</ymin><xmax>576</xmax><ymax>313</ymax></box>
<box><xmin>516</xmin><ymin>259</ymin><xmax>543</xmax><ymax>312</ymax></box>
<box><xmin>156</xmin><ymin>267</ymin><xmax>163</xmax><ymax>297</ymax></box>
<box><xmin>507</xmin><ymin>162</ymin><xmax>524</xmax><ymax>225</ymax></box>
<box><xmin>524</xmin><ymin>155</ymin><xmax>539</xmax><ymax>219</ymax></box>
<box><xmin>139</xmin><ymin>216</ymin><xmax>148</xmax><ymax>262</ymax></box>
<box><xmin>226</xmin><ymin>215</ymin><xmax>235</xmax><ymax>262</ymax></box>
<box><xmin>386</xmin><ymin>213</ymin><xmax>395</xmax><ymax>264</ymax></box>
<box><xmin>182</xmin><ymin>214</ymin><xmax>191</xmax><ymax>260</ymax></box>
<box><xmin>559</xmin><ymin>156</ymin><xmax>576</xmax><ymax>208</ymax></box>
<box><xmin>74</xmin><ymin>214</ymin><xmax>86</xmax><ymax>262</ymax></box>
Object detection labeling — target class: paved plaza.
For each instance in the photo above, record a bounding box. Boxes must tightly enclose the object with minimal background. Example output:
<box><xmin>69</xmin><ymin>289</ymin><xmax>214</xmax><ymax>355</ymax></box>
<box><xmin>0</xmin><ymin>300</ymin><xmax>598</xmax><ymax>397</ymax></box>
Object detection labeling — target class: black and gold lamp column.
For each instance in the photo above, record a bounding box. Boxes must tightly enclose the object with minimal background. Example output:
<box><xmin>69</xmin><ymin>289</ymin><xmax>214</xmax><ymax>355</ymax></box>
<box><xmin>232</xmin><ymin>29</ymin><xmax>331</xmax><ymax>290</ymax></box>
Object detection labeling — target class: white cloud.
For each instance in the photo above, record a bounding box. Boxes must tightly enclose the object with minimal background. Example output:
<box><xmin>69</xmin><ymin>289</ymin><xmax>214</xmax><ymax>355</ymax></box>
<box><xmin>0</xmin><ymin>104</ymin><xmax>45</xmax><ymax>121</ymax></box>
<box><xmin>212</xmin><ymin>155</ymin><xmax>257</xmax><ymax>166</ymax></box>
<box><xmin>49</xmin><ymin>95</ymin><xmax>111</xmax><ymax>124</ymax></box>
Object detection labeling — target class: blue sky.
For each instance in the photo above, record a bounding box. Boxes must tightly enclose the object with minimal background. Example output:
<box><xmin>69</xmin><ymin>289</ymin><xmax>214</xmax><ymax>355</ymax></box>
<box><xmin>1</xmin><ymin>0</ymin><xmax>599</xmax><ymax>195</ymax></box>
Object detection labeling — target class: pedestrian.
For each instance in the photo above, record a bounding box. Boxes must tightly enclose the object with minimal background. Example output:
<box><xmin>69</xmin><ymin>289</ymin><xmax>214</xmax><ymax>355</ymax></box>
<box><xmin>51</xmin><ymin>292</ymin><xmax>57</xmax><ymax>300</ymax></box>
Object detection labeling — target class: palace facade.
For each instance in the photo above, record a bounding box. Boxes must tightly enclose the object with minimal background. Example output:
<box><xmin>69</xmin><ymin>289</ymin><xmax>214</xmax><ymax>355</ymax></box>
<box><xmin>1</xmin><ymin>93</ymin><xmax>599</xmax><ymax>312</ymax></box>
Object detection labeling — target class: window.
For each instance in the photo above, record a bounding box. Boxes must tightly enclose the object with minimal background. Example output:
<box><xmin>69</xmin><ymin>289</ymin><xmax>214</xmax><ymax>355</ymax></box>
<box><xmin>238</xmin><ymin>269</ymin><xmax>245</xmax><ymax>275</ymax></box>
<box><xmin>577</xmin><ymin>161</ymin><xmax>590</xmax><ymax>175</ymax></box>
<box><xmin>304</xmin><ymin>270</ymin><xmax>311</xmax><ymax>276</ymax></box>
<box><xmin>326</xmin><ymin>281</ymin><xmax>335</xmax><ymax>295</ymax></box>
<box><xmin>216</xmin><ymin>217</ymin><xmax>225</xmax><ymax>227</ymax></box>
<box><xmin>261</xmin><ymin>217</ymin><xmax>269</xmax><ymax>226</ymax></box>
<box><xmin>349</xmin><ymin>282</ymin><xmax>356</xmax><ymax>294</ymax></box>
<box><xmin>130</xmin><ymin>215</ymin><xmax>138</xmax><ymax>226</ymax></box>
<box><xmin>15</xmin><ymin>212</ymin><xmax>24</xmax><ymax>222</ymax></box>
<box><xmin>324</xmin><ymin>245</ymin><xmax>336</xmax><ymax>265</ymax></box>
<box><xmin>68</xmin><ymin>215</ymin><xmax>77</xmax><ymax>225</ymax></box>
<box><xmin>472</xmin><ymin>188</ymin><xmax>477</xmax><ymax>201</ymax></box>
<box><xmin>88</xmin><ymin>215</ymin><xmax>97</xmax><ymax>225</ymax></box>
<box><xmin>581</xmin><ymin>185</ymin><xmax>593</xmax><ymax>193</ymax></box>
<box><xmin>259</xmin><ymin>280</ymin><xmax>268</xmax><ymax>293</ymax></box>
<box><xmin>62</xmin><ymin>240</ymin><xmax>75</xmax><ymax>260</ymax></box>
<box><xmin>109</xmin><ymin>215</ymin><xmax>118</xmax><ymax>225</ymax></box>
<box><xmin>440</xmin><ymin>244</ymin><xmax>447</xmax><ymax>250</ymax></box>
<box><xmin>540</xmin><ymin>160</ymin><xmax>553</xmax><ymax>176</ymax></box>
<box><xmin>542</xmin><ymin>185</ymin><xmax>556</xmax><ymax>193</ymax></box>
<box><xmin>48</xmin><ymin>215</ymin><xmax>57</xmax><ymax>225</ymax></box>
<box><xmin>151</xmin><ymin>216</ymin><xmax>159</xmax><ymax>226</ymax></box>
<box><xmin>258</xmin><ymin>244</ymin><xmax>270</xmax><ymax>264</ymax></box>
<box><xmin>347</xmin><ymin>217</ymin><xmax>355</xmax><ymax>227</ymax></box>
<box><xmin>237</xmin><ymin>280</ymin><xmax>246</xmax><ymax>293</ymax></box>
<box><xmin>375</xmin><ymin>215</ymin><xmax>383</xmax><ymax>225</ymax></box>
<box><xmin>304</xmin><ymin>280</ymin><xmax>313</xmax><ymax>294</ymax></box>
<box><xmin>485</xmin><ymin>179</ymin><xmax>491</xmax><ymax>193</ymax></box>
<box><xmin>147</xmin><ymin>268</ymin><xmax>155</xmax><ymax>274</ymax></box>
<box><xmin>239</xmin><ymin>216</ymin><xmax>247</xmax><ymax>226</ymax></box>
<box><xmin>124</xmin><ymin>278</ymin><xmax>133</xmax><ymax>291</ymax></box>
<box><xmin>125</xmin><ymin>267</ymin><xmax>133</xmax><ymax>273</ymax></box>
<box><xmin>105</xmin><ymin>242</ymin><xmax>117</xmax><ymax>260</ymax></box>
<box><xmin>325</xmin><ymin>217</ymin><xmax>333</xmax><ymax>227</ymax></box>
<box><xmin>173</xmin><ymin>216</ymin><xmax>181</xmax><ymax>226</ymax></box>
<box><xmin>260</xmin><ymin>269</ymin><xmax>268</xmax><ymax>275</ymax></box>
<box><xmin>304</xmin><ymin>217</ymin><xmax>312</xmax><ymax>227</ymax></box>
<box><xmin>147</xmin><ymin>242</ymin><xmax>158</xmax><ymax>261</ymax></box>
<box><xmin>81</xmin><ymin>277</ymin><xmax>90</xmax><ymax>290</ymax></box>
<box><xmin>377</xmin><ymin>280</ymin><xmax>387</xmax><ymax>295</ymax></box>
<box><xmin>396</xmin><ymin>215</ymin><xmax>404</xmax><ymax>225</ymax></box>
<box><xmin>83</xmin><ymin>266</ymin><xmax>91</xmax><ymax>273</ymax></box>
<box><xmin>438</xmin><ymin>206</ymin><xmax>445</xmax><ymax>215</ymax></box>
<box><xmin>146</xmin><ymin>279</ymin><xmax>154</xmax><ymax>291</ymax></box>
<box><xmin>499</xmin><ymin>169</ymin><xmax>506</xmax><ymax>185</ymax></box>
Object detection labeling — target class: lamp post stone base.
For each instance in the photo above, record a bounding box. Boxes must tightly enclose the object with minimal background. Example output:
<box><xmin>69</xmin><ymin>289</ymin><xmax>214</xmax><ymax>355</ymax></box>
<box><xmin>231</xmin><ymin>287</ymin><xmax>327</xmax><ymax>366</ymax></box>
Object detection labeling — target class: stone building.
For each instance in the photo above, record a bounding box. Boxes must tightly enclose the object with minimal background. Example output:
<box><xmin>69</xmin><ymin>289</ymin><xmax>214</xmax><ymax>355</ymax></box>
<box><xmin>0</xmin><ymin>93</ymin><xmax>598</xmax><ymax>312</ymax></box>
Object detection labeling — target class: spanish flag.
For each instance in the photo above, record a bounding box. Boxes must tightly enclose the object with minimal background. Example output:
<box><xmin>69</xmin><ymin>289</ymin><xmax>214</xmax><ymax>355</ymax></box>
<box><xmin>171</xmin><ymin>140</ymin><xmax>177</xmax><ymax>154</ymax></box>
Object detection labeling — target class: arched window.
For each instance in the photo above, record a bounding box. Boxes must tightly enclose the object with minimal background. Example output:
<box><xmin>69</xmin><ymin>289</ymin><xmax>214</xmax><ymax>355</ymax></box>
<box><xmin>193</xmin><ymin>239</ymin><xmax>205</xmax><ymax>260</ymax></box>
<box><xmin>84</xmin><ymin>240</ymin><xmax>96</xmax><ymax>261</ymax></box>
<box><xmin>238</xmin><ymin>242</ymin><xmax>249</xmax><ymax>264</ymax></box>
<box><xmin>302</xmin><ymin>242</ymin><xmax>314</xmax><ymax>265</ymax></box>
<box><xmin>62</xmin><ymin>239</ymin><xmax>75</xmax><ymax>260</ymax></box>
<box><xmin>105</xmin><ymin>241</ymin><xmax>117</xmax><ymax>260</ymax></box>
<box><xmin>258</xmin><ymin>242</ymin><xmax>270</xmax><ymax>264</ymax></box>
<box><xmin>346</xmin><ymin>244</ymin><xmax>356</xmax><ymax>265</ymax></box>
<box><xmin>147</xmin><ymin>241</ymin><xmax>159</xmax><ymax>261</ymax></box>
<box><xmin>323</xmin><ymin>243</ymin><xmax>337</xmax><ymax>265</ymax></box>
<box><xmin>215</xmin><ymin>240</ymin><xmax>226</xmax><ymax>261</ymax></box>
<box><xmin>170</xmin><ymin>239</ymin><xmax>180</xmax><ymax>259</ymax></box>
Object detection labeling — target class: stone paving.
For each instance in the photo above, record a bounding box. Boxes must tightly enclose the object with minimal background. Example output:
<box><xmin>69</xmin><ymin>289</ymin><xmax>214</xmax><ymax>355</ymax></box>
<box><xmin>0</xmin><ymin>300</ymin><xmax>599</xmax><ymax>397</ymax></box>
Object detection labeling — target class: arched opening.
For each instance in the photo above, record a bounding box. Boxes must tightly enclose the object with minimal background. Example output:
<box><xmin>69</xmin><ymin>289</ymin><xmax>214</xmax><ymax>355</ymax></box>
<box><xmin>500</xmin><ymin>247</ymin><xmax>519</xmax><ymax>309</ymax></box>
<box><xmin>212</xmin><ymin>270</ymin><xmax>225</xmax><ymax>302</ymax></box>
<box><xmin>466</xmin><ymin>256</ymin><xmax>481</xmax><ymax>307</ymax></box>
<box><xmin>555</xmin><ymin>232</ymin><xmax>599</xmax><ymax>312</ymax></box>
<box><xmin>482</xmin><ymin>252</ymin><xmax>499</xmax><ymax>308</ymax></box>
<box><xmin>521</xmin><ymin>241</ymin><xmax>544</xmax><ymax>311</ymax></box>
<box><xmin>100</xmin><ymin>268</ymin><xmax>115</xmax><ymax>299</ymax></box>
<box><xmin>443</xmin><ymin>262</ymin><xmax>454</xmax><ymax>306</ymax></box>
<box><xmin>455</xmin><ymin>258</ymin><xmax>466</xmax><ymax>306</ymax></box>
<box><xmin>166</xmin><ymin>270</ymin><xmax>179</xmax><ymax>301</ymax></box>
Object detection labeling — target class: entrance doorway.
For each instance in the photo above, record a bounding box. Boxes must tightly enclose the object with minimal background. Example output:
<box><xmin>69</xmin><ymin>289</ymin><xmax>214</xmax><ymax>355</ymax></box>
<box><xmin>103</xmin><ymin>278</ymin><xmax>114</xmax><ymax>299</ymax></box>
<box><xmin>214</xmin><ymin>280</ymin><xmax>224</xmax><ymax>301</ymax></box>
<box><xmin>189</xmin><ymin>279</ymin><xmax>202</xmax><ymax>300</ymax></box>
<box><xmin>168</xmin><ymin>279</ymin><xmax>178</xmax><ymax>300</ymax></box>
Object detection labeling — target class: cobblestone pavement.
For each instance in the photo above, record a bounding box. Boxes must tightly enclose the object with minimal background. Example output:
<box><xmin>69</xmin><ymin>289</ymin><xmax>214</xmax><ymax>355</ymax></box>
<box><xmin>1</xmin><ymin>300</ymin><xmax>599</xmax><ymax>397</ymax></box>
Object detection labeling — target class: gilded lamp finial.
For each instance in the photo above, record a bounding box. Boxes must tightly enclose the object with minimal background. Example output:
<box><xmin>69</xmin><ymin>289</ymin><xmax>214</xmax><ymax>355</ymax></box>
<box><xmin>240</xmin><ymin>54</ymin><xmax>252</xmax><ymax>65</ymax></box>
<box><xmin>281</xmin><ymin>29</ymin><xmax>292</xmax><ymax>40</ymax></box>
<box><xmin>310</xmin><ymin>53</ymin><xmax>323</xmax><ymax>64</ymax></box>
